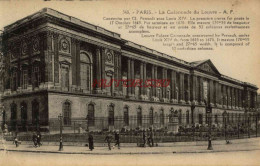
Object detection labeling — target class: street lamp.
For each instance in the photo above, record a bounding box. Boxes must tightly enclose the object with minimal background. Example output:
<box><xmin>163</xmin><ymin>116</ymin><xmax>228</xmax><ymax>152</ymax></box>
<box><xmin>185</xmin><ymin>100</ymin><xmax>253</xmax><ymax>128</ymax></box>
<box><xmin>58</xmin><ymin>114</ymin><xmax>63</xmax><ymax>151</ymax></box>
<box><xmin>223</xmin><ymin>111</ymin><xmax>228</xmax><ymax>142</ymax></box>
<box><xmin>204</xmin><ymin>100</ymin><xmax>213</xmax><ymax>150</ymax></box>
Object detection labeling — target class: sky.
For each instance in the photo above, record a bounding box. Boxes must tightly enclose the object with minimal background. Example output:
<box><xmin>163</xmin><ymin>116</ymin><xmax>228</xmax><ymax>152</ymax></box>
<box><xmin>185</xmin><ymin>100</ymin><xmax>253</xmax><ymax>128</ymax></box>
<box><xmin>0</xmin><ymin>0</ymin><xmax>259</xmax><ymax>92</ymax></box>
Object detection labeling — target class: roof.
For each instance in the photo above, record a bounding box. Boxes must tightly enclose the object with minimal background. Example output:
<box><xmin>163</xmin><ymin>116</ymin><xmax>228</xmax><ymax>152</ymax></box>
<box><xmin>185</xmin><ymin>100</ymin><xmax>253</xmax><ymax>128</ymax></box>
<box><xmin>2</xmin><ymin>8</ymin><xmax>258</xmax><ymax>89</ymax></box>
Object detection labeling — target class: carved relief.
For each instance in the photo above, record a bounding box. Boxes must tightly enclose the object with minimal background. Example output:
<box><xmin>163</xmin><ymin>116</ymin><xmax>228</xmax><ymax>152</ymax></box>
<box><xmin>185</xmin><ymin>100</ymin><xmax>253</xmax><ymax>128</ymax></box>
<box><xmin>32</xmin><ymin>37</ymin><xmax>40</xmax><ymax>53</ymax></box>
<box><xmin>105</xmin><ymin>49</ymin><xmax>114</xmax><ymax>64</ymax></box>
<box><xmin>198</xmin><ymin>63</ymin><xmax>214</xmax><ymax>73</ymax></box>
<box><xmin>21</xmin><ymin>41</ymin><xmax>28</xmax><ymax>56</ymax></box>
<box><xmin>59</xmin><ymin>37</ymin><xmax>70</xmax><ymax>54</ymax></box>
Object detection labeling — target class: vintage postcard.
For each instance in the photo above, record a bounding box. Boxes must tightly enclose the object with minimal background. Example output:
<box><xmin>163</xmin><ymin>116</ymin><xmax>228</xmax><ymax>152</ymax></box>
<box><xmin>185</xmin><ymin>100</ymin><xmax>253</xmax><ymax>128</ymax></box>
<box><xmin>0</xmin><ymin>0</ymin><xmax>259</xmax><ymax>166</ymax></box>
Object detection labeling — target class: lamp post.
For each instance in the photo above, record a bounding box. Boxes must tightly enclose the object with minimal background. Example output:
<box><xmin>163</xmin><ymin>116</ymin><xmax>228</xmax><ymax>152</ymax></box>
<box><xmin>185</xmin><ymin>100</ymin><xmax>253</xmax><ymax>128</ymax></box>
<box><xmin>0</xmin><ymin>105</ymin><xmax>5</xmax><ymax>130</ymax></box>
<box><xmin>58</xmin><ymin>114</ymin><xmax>63</xmax><ymax>151</ymax></box>
<box><xmin>204</xmin><ymin>100</ymin><xmax>213</xmax><ymax>150</ymax></box>
<box><xmin>223</xmin><ymin>111</ymin><xmax>227</xmax><ymax>142</ymax></box>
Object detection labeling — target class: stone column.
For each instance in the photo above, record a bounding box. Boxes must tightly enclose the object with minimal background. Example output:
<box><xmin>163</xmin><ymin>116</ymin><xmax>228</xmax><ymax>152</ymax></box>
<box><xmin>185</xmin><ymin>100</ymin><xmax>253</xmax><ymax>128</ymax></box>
<box><xmin>118</xmin><ymin>53</ymin><xmax>122</xmax><ymax>95</ymax></box>
<box><xmin>179</xmin><ymin>72</ymin><xmax>185</xmax><ymax>104</ymax></box>
<box><xmin>223</xmin><ymin>85</ymin><xmax>227</xmax><ymax>108</ymax></box>
<box><xmin>171</xmin><ymin>70</ymin><xmax>177</xmax><ymax>103</ymax></box>
<box><xmin>140</xmin><ymin>62</ymin><xmax>144</xmax><ymax>99</ymax></box>
<box><xmin>227</xmin><ymin>86</ymin><xmax>231</xmax><ymax>109</ymax></box>
<box><xmin>186</xmin><ymin>74</ymin><xmax>190</xmax><ymax>104</ymax></box>
<box><xmin>218</xmin><ymin>83</ymin><xmax>222</xmax><ymax>107</ymax></box>
<box><xmin>154</xmin><ymin>65</ymin><xmax>158</xmax><ymax>100</ymax></box>
<box><xmin>162</xmin><ymin>68</ymin><xmax>168</xmax><ymax>102</ymax></box>
<box><xmin>214</xmin><ymin>81</ymin><xmax>218</xmax><ymax>107</ymax></box>
<box><xmin>131</xmin><ymin>59</ymin><xmax>135</xmax><ymax>97</ymax></box>
<box><xmin>199</xmin><ymin>76</ymin><xmax>204</xmax><ymax>105</ymax></box>
<box><xmin>94</xmin><ymin>47</ymin><xmax>102</xmax><ymax>93</ymax></box>
<box><xmin>53</xmin><ymin>33</ymin><xmax>59</xmax><ymax>86</ymax></box>
<box><xmin>191</xmin><ymin>75</ymin><xmax>197</xmax><ymax>105</ymax></box>
<box><xmin>143</xmin><ymin>62</ymin><xmax>147</xmax><ymax>99</ymax></box>
<box><xmin>127</xmin><ymin>58</ymin><xmax>132</xmax><ymax>98</ymax></box>
<box><xmin>209</xmin><ymin>80</ymin><xmax>214</xmax><ymax>106</ymax></box>
<box><xmin>151</xmin><ymin>64</ymin><xmax>155</xmax><ymax>99</ymax></box>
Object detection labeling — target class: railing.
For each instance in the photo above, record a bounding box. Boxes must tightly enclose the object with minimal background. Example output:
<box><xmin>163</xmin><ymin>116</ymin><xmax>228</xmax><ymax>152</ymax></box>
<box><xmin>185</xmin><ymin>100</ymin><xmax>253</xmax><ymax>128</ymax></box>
<box><xmin>1</xmin><ymin>114</ymin><xmax>259</xmax><ymax>143</ymax></box>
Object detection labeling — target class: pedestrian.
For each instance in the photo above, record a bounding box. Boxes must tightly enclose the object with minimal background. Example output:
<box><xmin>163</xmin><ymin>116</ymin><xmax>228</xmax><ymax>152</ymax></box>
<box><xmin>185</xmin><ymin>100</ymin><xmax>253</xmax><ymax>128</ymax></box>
<box><xmin>113</xmin><ymin>130</ymin><xmax>120</xmax><ymax>149</ymax></box>
<box><xmin>37</xmin><ymin>132</ymin><xmax>42</xmax><ymax>147</ymax></box>
<box><xmin>13</xmin><ymin>136</ymin><xmax>20</xmax><ymax>147</ymax></box>
<box><xmin>88</xmin><ymin>133</ymin><xmax>94</xmax><ymax>151</ymax></box>
<box><xmin>105</xmin><ymin>132</ymin><xmax>112</xmax><ymax>150</ymax></box>
<box><xmin>148</xmin><ymin>128</ymin><xmax>154</xmax><ymax>147</ymax></box>
<box><xmin>142</xmin><ymin>129</ymin><xmax>146</xmax><ymax>147</ymax></box>
<box><xmin>32</xmin><ymin>132</ymin><xmax>38</xmax><ymax>147</ymax></box>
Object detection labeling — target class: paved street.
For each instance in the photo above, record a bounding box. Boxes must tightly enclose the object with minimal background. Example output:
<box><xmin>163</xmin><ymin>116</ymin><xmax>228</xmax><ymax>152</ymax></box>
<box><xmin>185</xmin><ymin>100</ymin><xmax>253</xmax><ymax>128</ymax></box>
<box><xmin>0</xmin><ymin>150</ymin><xmax>259</xmax><ymax>166</ymax></box>
<box><xmin>0</xmin><ymin>137</ymin><xmax>260</xmax><ymax>165</ymax></box>
<box><xmin>1</xmin><ymin>137</ymin><xmax>260</xmax><ymax>155</ymax></box>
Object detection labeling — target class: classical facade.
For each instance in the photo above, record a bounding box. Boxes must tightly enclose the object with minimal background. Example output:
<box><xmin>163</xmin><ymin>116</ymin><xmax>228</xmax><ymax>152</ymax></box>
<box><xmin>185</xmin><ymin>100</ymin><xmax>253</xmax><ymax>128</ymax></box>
<box><xmin>1</xmin><ymin>8</ymin><xmax>258</xmax><ymax>133</ymax></box>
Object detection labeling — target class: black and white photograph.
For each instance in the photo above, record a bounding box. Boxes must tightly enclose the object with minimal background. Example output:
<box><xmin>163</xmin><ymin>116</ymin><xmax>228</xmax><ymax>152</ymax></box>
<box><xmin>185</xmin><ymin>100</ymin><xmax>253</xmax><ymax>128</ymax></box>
<box><xmin>0</xmin><ymin>0</ymin><xmax>259</xmax><ymax>166</ymax></box>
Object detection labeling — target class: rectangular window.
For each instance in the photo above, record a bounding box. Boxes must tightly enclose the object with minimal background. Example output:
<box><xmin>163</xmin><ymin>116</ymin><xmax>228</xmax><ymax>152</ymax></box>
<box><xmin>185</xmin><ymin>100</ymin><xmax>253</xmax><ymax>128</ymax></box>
<box><xmin>199</xmin><ymin>114</ymin><xmax>203</xmax><ymax>124</ymax></box>
<box><xmin>22</xmin><ymin>70</ymin><xmax>28</xmax><ymax>89</ymax></box>
<box><xmin>61</xmin><ymin>66</ymin><xmax>69</xmax><ymax>90</ymax></box>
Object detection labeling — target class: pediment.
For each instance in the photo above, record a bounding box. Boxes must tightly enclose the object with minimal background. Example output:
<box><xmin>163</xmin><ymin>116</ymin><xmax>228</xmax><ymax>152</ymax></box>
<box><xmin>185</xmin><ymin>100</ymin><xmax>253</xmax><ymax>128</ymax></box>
<box><xmin>192</xmin><ymin>60</ymin><xmax>220</xmax><ymax>75</ymax></box>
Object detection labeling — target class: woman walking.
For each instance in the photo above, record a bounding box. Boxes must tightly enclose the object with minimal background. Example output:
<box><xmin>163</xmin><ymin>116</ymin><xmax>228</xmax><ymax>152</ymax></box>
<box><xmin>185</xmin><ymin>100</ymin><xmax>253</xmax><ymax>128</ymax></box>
<box><xmin>88</xmin><ymin>133</ymin><xmax>94</xmax><ymax>151</ymax></box>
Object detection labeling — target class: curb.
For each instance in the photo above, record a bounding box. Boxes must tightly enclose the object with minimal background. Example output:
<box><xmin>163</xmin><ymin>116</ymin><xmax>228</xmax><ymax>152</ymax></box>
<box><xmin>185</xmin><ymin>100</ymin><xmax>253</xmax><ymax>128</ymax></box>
<box><xmin>1</xmin><ymin>148</ymin><xmax>260</xmax><ymax>155</ymax></box>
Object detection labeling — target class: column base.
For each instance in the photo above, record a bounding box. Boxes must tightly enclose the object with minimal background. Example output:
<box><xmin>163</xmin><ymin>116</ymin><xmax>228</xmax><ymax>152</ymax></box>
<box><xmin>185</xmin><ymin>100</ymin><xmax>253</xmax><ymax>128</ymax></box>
<box><xmin>178</xmin><ymin>100</ymin><xmax>185</xmax><ymax>104</ymax></box>
<box><xmin>151</xmin><ymin>96</ymin><xmax>160</xmax><ymax>102</ymax></box>
<box><xmin>127</xmin><ymin>94</ymin><xmax>135</xmax><ymax>99</ymax></box>
<box><xmin>186</xmin><ymin>101</ymin><xmax>191</xmax><ymax>105</ymax></box>
<box><xmin>27</xmin><ymin>85</ymin><xmax>33</xmax><ymax>92</ymax></box>
<box><xmin>199</xmin><ymin>101</ymin><xmax>205</xmax><ymax>105</ymax></box>
<box><xmin>161</xmin><ymin>98</ymin><xmax>170</xmax><ymax>103</ymax></box>
<box><xmin>4</xmin><ymin>89</ymin><xmax>11</xmax><ymax>96</ymax></box>
<box><xmin>170</xmin><ymin>99</ymin><xmax>178</xmax><ymax>103</ymax></box>
<box><xmin>191</xmin><ymin>100</ymin><xmax>198</xmax><ymax>105</ymax></box>
<box><xmin>17</xmin><ymin>87</ymin><xmax>22</xmax><ymax>93</ymax></box>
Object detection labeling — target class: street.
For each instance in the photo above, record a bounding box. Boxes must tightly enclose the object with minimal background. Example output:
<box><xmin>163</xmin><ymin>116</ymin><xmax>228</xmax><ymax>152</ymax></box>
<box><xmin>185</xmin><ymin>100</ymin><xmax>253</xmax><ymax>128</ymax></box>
<box><xmin>0</xmin><ymin>150</ymin><xmax>259</xmax><ymax>166</ymax></box>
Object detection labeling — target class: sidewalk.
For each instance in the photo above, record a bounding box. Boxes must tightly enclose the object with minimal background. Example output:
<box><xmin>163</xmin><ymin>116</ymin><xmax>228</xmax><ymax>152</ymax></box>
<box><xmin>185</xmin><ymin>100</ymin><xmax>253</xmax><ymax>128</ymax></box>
<box><xmin>1</xmin><ymin>138</ymin><xmax>260</xmax><ymax>155</ymax></box>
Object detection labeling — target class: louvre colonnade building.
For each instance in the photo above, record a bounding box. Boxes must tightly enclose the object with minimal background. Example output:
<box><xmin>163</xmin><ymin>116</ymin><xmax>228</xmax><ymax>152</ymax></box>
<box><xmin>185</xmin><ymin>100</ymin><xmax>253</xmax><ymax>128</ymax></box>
<box><xmin>1</xmin><ymin>8</ymin><xmax>258</xmax><ymax>133</ymax></box>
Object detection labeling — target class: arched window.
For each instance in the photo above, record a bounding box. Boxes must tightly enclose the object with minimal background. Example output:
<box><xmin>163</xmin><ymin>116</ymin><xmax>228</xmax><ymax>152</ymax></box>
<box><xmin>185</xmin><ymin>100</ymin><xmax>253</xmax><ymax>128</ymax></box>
<box><xmin>21</xmin><ymin>67</ymin><xmax>28</xmax><ymax>89</ymax></box>
<box><xmin>108</xmin><ymin>104</ymin><xmax>114</xmax><ymax>126</ymax></box>
<box><xmin>149</xmin><ymin>108</ymin><xmax>154</xmax><ymax>125</ymax></box>
<box><xmin>32</xmin><ymin>99</ymin><xmax>39</xmax><ymax>126</ymax></box>
<box><xmin>169</xmin><ymin>109</ymin><xmax>174</xmax><ymax>123</ymax></box>
<box><xmin>10</xmin><ymin>102</ymin><xmax>17</xmax><ymax>131</ymax></box>
<box><xmin>88</xmin><ymin>104</ymin><xmax>95</xmax><ymax>126</ymax></box>
<box><xmin>11</xmin><ymin>68</ymin><xmax>17</xmax><ymax>91</ymax></box>
<box><xmin>178</xmin><ymin>110</ymin><xmax>182</xmax><ymax>124</ymax></box>
<box><xmin>215</xmin><ymin>114</ymin><xmax>218</xmax><ymax>124</ymax></box>
<box><xmin>123</xmin><ymin>106</ymin><xmax>129</xmax><ymax>126</ymax></box>
<box><xmin>186</xmin><ymin>110</ymin><xmax>189</xmax><ymax>124</ymax></box>
<box><xmin>63</xmin><ymin>101</ymin><xmax>71</xmax><ymax>126</ymax></box>
<box><xmin>199</xmin><ymin>114</ymin><xmax>203</xmax><ymax>124</ymax></box>
<box><xmin>160</xmin><ymin>109</ymin><xmax>164</xmax><ymax>125</ymax></box>
<box><xmin>80</xmin><ymin>52</ymin><xmax>92</xmax><ymax>91</ymax></box>
<box><xmin>32</xmin><ymin>63</ymin><xmax>41</xmax><ymax>88</ymax></box>
<box><xmin>20</xmin><ymin>101</ymin><xmax>27</xmax><ymax>130</ymax></box>
<box><xmin>137</xmin><ymin>107</ymin><xmax>142</xmax><ymax>126</ymax></box>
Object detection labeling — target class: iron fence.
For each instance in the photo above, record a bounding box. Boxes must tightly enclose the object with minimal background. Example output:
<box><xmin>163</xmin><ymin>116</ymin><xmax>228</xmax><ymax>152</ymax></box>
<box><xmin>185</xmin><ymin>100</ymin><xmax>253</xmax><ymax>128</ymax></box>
<box><xmin>1</xmin><ymin>113</ymin><xmax>260</xmax><ymax>143</ymax></box>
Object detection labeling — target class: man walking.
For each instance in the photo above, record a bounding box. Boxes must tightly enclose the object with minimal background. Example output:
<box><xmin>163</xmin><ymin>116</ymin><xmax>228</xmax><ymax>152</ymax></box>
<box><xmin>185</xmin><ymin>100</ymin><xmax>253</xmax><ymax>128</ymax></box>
<box><xmin>148</xmin><ymin>128</ymin><xmax>154</xmax><ymax>147</ymax></box>
<box><xmin>142</xmin><ymin>130</ymin><xmax>146</xmax><ymax>147</ymax></box>
<box><xmin>105</xmin><ymin>132</ymin><xmax>112</xmax><ymax>150</ymax></box>
<box><xmin>32</xmin><ymin>132</ymin><xmax>38</xmax><ymax>147</ymax></box>
<box><xmin>88</xmin><ymin>133</ymin><xmax>94</xmax><ymax>151</ymax></box>
<box><xmin>114</xmin><ymin>130</ymin><xmax>120</xmax><ymax>149</ymax></box>
<box><xmin>37</xmin><ymin>132</ymin><xmax>42</xmax><ymax>147</ymax></box>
